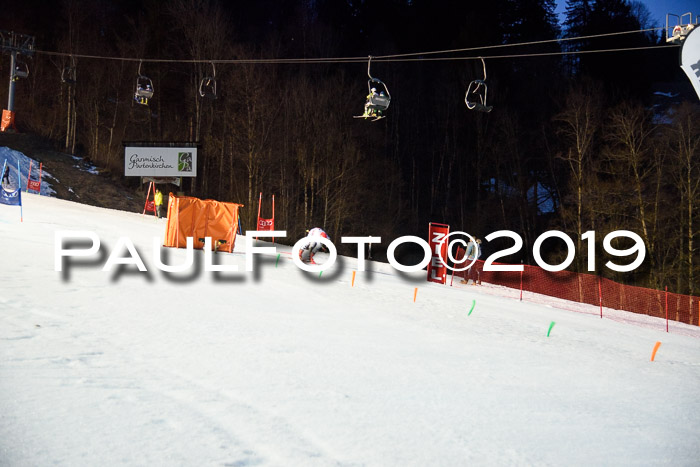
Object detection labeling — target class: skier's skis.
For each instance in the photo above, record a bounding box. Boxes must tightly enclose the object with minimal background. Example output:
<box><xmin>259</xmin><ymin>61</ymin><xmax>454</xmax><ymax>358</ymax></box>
<box><xmin>353</xmin><ymin>115</ymin><xmax>385</xmax><ymax>121</ymax></box>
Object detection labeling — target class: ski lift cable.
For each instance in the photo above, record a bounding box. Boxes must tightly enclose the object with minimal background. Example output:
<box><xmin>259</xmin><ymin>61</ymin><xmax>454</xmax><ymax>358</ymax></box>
<box><xmin>375</xmin><ymin>26</ymin><xmax>665</xmax><ymax>60</ymax></box>
<box><xmin>30</xmin><ymin>26</ymin><xmax>672</xmax><ymax>65</ymax></box>
<box><xmin>32</xmin><ymin>43</ymin><xmax>679</xmax><ymax>66</ymax></box>
<box><xmin>385</xmin><ymin>44</ymin><xmax>678</xmax><ymax>62</ymax></box>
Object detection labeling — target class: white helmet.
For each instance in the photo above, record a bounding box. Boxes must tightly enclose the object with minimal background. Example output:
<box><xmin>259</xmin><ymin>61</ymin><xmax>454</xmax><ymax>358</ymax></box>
<box><xmin>371</xmin><ymin>87</ymin><xmax>377</xmax><ymax>92</ymax></box>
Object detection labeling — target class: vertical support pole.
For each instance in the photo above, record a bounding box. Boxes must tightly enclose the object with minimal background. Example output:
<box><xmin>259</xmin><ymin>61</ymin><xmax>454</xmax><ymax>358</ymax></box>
<box><xmin>17</xmin><ymin>159</ymin><xmax>22</xmax><ymax>222</ymax></box>
<box><xmin>272</xmin><ymin>194</ymin><xmax>275</xmax><ymax>244</ymax></box>
<box><xmin>255</xmin><ymin>192</ymin><xmax>262</xmax><ymax>241</ymax></box>
<box><xmin>665</xmin><ymin>286</ymin><xmax>669</xmax><ymax>333</ymax></box>
<box><xmin>27</xmin><ymin>160</ymin><xmax>32</xmax><ymax>190</ymax></box>
<box><xmin>142</xmin><ymin>181</ymin><xmax>153</xmax><ymax>215</ymax></box>
<box><xmin>519</xmin><ymin>261</ymin><xmax>524</xmax><ymax>302</ymax></box>
<box><xmin>599</xmin><ymin>276</ymin><xmax>603</xmax><ymax>319</ymax></box>
<box><xmin>7</xmin><ymin>51</ymin><xmax>17</xmax><ymax>112</ymax></box>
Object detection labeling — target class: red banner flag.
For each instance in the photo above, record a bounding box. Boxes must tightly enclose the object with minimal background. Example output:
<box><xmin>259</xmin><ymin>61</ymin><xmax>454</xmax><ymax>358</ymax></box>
<box><xmin>427</xmin><ymin>222</ymin><xmax>449</xmax><ymax>284</ymax></box>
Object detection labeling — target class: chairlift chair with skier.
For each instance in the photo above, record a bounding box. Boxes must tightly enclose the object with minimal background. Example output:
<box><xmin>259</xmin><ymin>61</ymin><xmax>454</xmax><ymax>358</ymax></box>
<box><xmin>465</xmin><ymin>57</ymin><xmax>493</xmax><ymax>113</ymax></box>
<box><xmin>134</xmin><ymin>61</ymin><xmax>154</xmax><ymax>106</ymax></box>
<box><xmin>354</xmin><ymin>56</ymin><xmax>391</xmax><ymax>121</ymax></box>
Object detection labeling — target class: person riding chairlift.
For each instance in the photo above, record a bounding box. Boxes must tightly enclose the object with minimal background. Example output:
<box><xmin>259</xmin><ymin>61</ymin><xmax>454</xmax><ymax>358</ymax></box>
<box><xmin>135</xmin><ymin>83</ymin><xmax>152</xmax><ymax>105</ymax></box>
<box><xmin>363</xmin><ymin>87</ymin><xmax>382</xmax><ymax>118</ymax></box>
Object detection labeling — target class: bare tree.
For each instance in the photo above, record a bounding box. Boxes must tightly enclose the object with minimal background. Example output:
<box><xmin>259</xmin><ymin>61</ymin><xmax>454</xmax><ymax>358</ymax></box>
<box><xmin>554</xmin><ymin>83</ymin><xmax>601</xmax><ymax>269</ymax></box>
<box><xmin>604</xmin><ymin>102</ymin><xmax>658</xmax><ymax>284</ymax></box>
<box><xmin>667</xmin><ymin>103</ymin><xmax>700</xmax><ymax>295</ymax></box>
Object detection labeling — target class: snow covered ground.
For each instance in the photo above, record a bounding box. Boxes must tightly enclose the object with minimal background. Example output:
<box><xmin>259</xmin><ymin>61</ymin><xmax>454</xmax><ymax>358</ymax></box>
<box><xmin>2</xmin><ymin>192</ymin><xmax>700</xmax><ymax>466</ymax></box>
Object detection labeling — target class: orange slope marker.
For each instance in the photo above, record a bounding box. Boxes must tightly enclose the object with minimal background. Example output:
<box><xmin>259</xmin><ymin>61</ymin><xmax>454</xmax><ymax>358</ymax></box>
<box><xmin>651</xmin><ymin>342</ymin><xmax>662</xmax><ymax>362</ymax></box>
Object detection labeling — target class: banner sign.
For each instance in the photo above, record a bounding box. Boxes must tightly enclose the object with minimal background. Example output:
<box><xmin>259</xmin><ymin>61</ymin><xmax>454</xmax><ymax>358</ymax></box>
<box><xmin>124</xmin><ymin>147</ymin><xmax>197</xmax><ymax>177</ymax></box>
<box><xmin>427</xmin><ymin>222</ymin><xmax>449</xmax><ymax>284</ymax></box>
<box><xmin>257</xmin><ymin>218</ymin><xmax>274</xmax><ymax>230</ymax></box>
<box><xmin>1</xmin><ymin>110</ymin><xmax>15</xmax><ymax>132</ymax></box>
<box><xmin>0</xmin><ymin>186</ymin><xmax>21</xmax><ymax>206</ymax></box>
<box><xmin>141</xmin><ymin>176</ymin><xmax>181</xmax><ymax>187</ymax></box>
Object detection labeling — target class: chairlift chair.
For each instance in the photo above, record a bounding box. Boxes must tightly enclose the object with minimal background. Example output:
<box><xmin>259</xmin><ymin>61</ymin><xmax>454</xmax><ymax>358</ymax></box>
<box><xmin>13</xmin><ymin>61</ymin><xmax>29</xmax><ymax>80</ymax></box>
<box><xmin>199</xmin><ymin>62</ymin><xmax>217</xmax><ymax>99</ymax></box>
<box><xmin>61</xmin><ymin>56</ymin><xmax>77</xmax><ymax>85</ymax></box>
<box><xmin>367</xmin><ymin>79</ymin><xmax>390</xmax><ymax>111</ymax></box>
<box><xmin>61</xmin><ymin>66</ymin><xmax>76</xmax><ymax>84</ymax></box>
<box><xmin>135</xmin><ymin>76</ymin><xmax>154</xmax><ymax>99</ymax></box>
<box><xmin>465</xmin><ymin>57</ymin><xmax>493</xmax><ymax>113</ymax></box>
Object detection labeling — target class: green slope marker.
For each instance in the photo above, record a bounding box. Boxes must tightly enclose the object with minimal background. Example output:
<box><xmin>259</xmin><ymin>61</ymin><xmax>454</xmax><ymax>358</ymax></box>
<box><xmin>468</xmin><ymin>299</ymin><xmax>476</xmax><ymax>316</ymax></box>
<box><xmin>275</xmin><ymin>254</ymin><xmax>280</xmax><ymax>268</ymax></box>
<box><xmin>547</xmin><ymin>321</ymin><xmax>556</xmax><ymax>337</ymax></box>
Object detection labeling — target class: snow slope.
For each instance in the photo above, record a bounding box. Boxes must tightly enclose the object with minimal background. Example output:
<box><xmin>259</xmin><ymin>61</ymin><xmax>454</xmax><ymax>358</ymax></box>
<box><xmin>1</xmin><ymin>193</ymin><xmax>700</xmax><ymax>466</ymax></box>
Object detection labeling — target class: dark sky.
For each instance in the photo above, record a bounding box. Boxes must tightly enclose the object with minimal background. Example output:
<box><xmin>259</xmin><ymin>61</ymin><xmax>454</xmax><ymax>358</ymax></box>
<box><xmin>555</xmin><ymin>0</ymin><xmax>698</xmax><ymax>27</ymax></box>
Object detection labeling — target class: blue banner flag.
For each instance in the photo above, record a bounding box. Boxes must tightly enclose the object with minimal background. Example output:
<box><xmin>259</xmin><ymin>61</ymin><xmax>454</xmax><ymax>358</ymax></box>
<box><xmin>0</xmin><ymin>185</ymin><xmax>22</xmax><ymax>206</ymax></box>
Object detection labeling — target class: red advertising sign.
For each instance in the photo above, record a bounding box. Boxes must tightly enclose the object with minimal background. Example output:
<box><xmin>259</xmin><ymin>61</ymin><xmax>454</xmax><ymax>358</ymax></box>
<box><xmin>427</xmin><ymin>222</ymin><xmax>449</xmax><ymax>284</ymax></box>
<box><xmin>27</xmin><ymin>180</ymin><xmax>40</xmax><ymax>192</ymax></box>
<box><xmin>257</xmin><ymin>218</ymin><xmax>274</xmax><ymax>231</ymax></box>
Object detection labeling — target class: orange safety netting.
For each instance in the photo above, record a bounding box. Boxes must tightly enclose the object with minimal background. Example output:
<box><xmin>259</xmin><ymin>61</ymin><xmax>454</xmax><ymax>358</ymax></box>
<box><xmin>452</xmin><ymin>247</ymin><xmax>700</xmax><ymax>326</ymax></box>
<box><xmin>164</xmin><ymin>193</ymin><xmax>243</xmax><ymax>253</ymax></box>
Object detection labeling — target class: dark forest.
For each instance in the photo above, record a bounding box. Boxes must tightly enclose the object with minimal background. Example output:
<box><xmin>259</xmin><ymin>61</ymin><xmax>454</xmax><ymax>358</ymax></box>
<box><xmin>2</xmin><ymin>0</ymin><xmax>699</xmax><ymax>295</ymax></box>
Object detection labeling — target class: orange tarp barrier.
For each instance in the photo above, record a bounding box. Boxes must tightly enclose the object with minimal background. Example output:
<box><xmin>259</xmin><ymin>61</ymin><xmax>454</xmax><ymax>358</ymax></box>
<box><xmin>163</xmin><ymin>193</ymin><xmax>243</xmax><ymax>253</ymax></box>
<box><xmin>1</xmin><ymin>110</ymin><xmax>16</xmax><ymax>132</ymax></box>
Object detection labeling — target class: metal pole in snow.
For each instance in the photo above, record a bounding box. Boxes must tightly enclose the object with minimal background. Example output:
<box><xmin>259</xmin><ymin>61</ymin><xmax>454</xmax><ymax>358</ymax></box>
<box><xmin>519</xmin><ymin>260</ymin><xmax>524</xmax><ymax>302</ymax></box>
<box><xmin>599</xmin><ymin>276</ymin><xmax>603</xmax><ymax>319</ymax></box>
<box><xmin>255</xmin><ymin>192</ymin><xmax>262</xmax><ymax>241</ymax></box>
<box><xmin>17</xmin><ymin>159</ymin><xmax>22</xmax><ymax>222</ymax></box>
<box><xmin>27</xmin><ymin>160</ymin><xmax>32</xmax><ymax>190</ymax></box>
<box><xmin>665</xmin><ymin>286</ymin><xmax>669</xmax><ymax>333</ymax></box>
